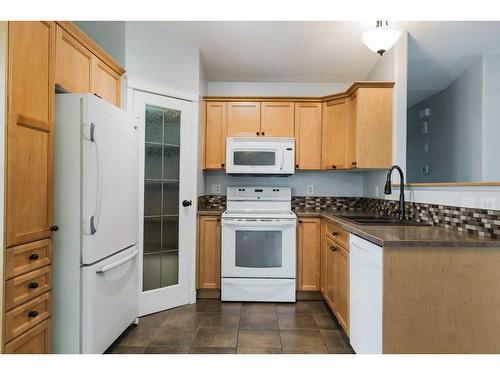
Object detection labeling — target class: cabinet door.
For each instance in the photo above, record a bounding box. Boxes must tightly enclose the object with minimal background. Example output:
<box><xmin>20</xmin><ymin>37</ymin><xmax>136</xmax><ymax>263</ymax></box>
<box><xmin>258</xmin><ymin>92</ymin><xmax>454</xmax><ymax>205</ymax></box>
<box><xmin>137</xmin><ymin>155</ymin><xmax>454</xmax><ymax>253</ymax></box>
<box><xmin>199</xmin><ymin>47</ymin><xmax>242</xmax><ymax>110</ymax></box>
<box><xmin>4</xmin><ymin>319</ymin><xmax>51</xmax><ymax>354</ymax></box>
<box><xmin>261</xmin><ymin>102</ymin><xmax>294</xmax><ymax>137</ymax></box>
<box><xmin>320</xmin><ymin>222</ymin><xmax>328</xmax><ymax>296</ymax></box>
<box><xmin>325</xmin><ymin>236</ymin><xmax>338</xmax><ymax>309</ymax></box>
<box><xmin>55</xmin><ymin>24</ymin><xmax>92</xmax><ymax>94</ymax></box>
<box><xmin>349</xmin><ymin>92</ymin><xmax>358</xmax><ymax>169</ymax></box>
<box><xmin>197</xmin><ymin>216</ymin><xmax>221</xmax><ymax>289</ymax></box>
<box><xmin>92</xmin><ymin>57</ymin><xmax>121</xmax><ymax>107</ymax></box>
<box><xmin>354</xmin><ymin>88</ymin><xmax>393</xmax><ymax>168</ymax></box>
<box><xmin>204</xmin><ymin>102</ymin><xmax>227</xmax><ymax>169</ymax></box>
<box><xmin>337</xmin><ymin>245</ymin><xmax>349</xmax><ymax>334</ymax></box>
<box><xmin>322</xmin><ymin>98</ymin><xmax>350</xmax><ymax>170</ymax></box>
<box><xmin>227</xmin><ymin>102</ymin><xmax>261</xmax><ymax>136</ymax></box>
<box><xmin>297</xmin><ymin>218</ymin><xmax>321</xmax><ymax>291</ymax></box>
<box><xmin>6</xmin><ymin>21</ymin><xmax>55</xmax><ymax>247</ymax></box>
<box><xmin>295</xmin><ymin>102</ymin><xmax>322</xmax><ymax>170</ymax></box>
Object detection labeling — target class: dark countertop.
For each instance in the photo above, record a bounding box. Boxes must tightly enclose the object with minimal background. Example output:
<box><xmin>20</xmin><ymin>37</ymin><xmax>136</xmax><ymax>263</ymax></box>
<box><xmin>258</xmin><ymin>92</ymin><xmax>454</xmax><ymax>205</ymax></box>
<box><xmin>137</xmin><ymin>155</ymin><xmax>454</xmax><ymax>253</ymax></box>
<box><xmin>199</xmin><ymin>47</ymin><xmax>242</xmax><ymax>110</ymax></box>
<box><xmin>295</xmin><ymin>209</ymin><xmax>500</xmax><ymax>248</ymax></box>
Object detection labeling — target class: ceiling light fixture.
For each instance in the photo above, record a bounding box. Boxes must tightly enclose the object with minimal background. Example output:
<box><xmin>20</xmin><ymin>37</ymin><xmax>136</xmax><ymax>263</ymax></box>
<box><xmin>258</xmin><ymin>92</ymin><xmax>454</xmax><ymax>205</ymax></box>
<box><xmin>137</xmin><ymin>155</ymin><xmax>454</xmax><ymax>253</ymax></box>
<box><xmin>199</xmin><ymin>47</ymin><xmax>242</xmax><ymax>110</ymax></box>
<box><xmin>362</xmin><ymin>21</ymin><xmax>402</xmax><ymax>56</ymax></box>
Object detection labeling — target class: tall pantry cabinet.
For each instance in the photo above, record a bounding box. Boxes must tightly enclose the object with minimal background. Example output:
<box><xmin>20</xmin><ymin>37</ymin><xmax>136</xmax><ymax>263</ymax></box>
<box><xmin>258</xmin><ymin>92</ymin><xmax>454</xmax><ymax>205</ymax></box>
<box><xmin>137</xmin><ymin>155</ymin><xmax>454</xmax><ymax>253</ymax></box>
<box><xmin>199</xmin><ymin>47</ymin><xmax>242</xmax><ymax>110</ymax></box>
<box><xmin>1</xmin><ymin>21</ymin><xmax>124</xmax><ymax>354</ymax></box>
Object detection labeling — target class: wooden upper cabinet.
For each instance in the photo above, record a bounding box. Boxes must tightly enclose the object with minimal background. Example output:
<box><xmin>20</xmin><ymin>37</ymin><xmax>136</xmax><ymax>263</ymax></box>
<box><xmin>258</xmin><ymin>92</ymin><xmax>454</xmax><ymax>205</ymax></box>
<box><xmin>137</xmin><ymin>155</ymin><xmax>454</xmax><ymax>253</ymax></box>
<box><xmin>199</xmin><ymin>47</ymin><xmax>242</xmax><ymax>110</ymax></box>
<box><xmin>197</xmin><ymin>216</ymin><xmax>221</xmax><ymax>289</ymax></box>
<box><xmin>227</xmin><ymin>102</ymin><xmax>261</xmax><ymax>136</ymax></box>
<box><xmin>260</xmin><ymin>102</ymin><xmax>294</xmax><ymax>137</ymax></box>
<box><xmin>55</xmin><ymin>24</ymin><xmax>92</xmax><ymax>94</ymax></box>
<box><xmin>350</xmin><ymin>87</ymin><xmax>393</xmax><ymax>169</ymax></box>
<box><xmin>204</xmin><ymin>102</ymin><xmax>227</xmax><ymax>169</ymax></box>
<box><xmin>92</xmin><ymin>58</ymin><xmax>121</xmax><ymax>106</ymax></box>
<box><xmin>6</xmin><ymin>21</ymin><xmax>55</xmax><ymax>247</ymax></box>
<box><xmin>55</xmin><ymin>22</ymin><xmax>123</xmax><ymax>107</ymax></box>
<box><xmin>297</xmin><ymin>218</ymin><xmax>321</xmax><ymax>291</ymax></box>
<box><xmin>295</xmin><ymin>102</ymin><xmax>322</xmax><ymax>170</ymax></box>
<box><xmin>322</xmin><ymin>98</ymin><xmax>350</xmax><ymax>170</ymax></box>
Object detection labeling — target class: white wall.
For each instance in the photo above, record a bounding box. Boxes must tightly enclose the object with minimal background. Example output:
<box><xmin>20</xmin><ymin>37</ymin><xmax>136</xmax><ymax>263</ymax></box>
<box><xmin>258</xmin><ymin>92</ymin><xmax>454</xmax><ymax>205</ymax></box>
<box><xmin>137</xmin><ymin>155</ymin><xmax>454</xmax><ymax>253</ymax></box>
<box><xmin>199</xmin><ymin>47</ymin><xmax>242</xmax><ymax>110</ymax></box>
<box><xmin>363</xmin><ymin>32</ymin><xmax>500</xmax><ymax>210</ymax></box>
<box><xmin>205</xmin><ymin>170</ymin><xmax>364</xmax><ymax>197</ymax></box>
<box><xmin>74</xmin><ymin>21</ymin><xmax>126</xmax><ymax>66</ymax></box>
<box><xmin>207</xmin><ymin>82</ymin><xmax>351</xmax><ymax>96</ymax></box>
<box><xmin>197</xmin><ymin>57</ymin><xmax>208</xmax><ymax>196</ymax></box>
<box><xmin>482</xmin><ymin>55</ymin><xmax>500</xmax><ymax>181</ymax></box>
<box><xmin>407</xmin><ymin>58</ymin><xmax>483</xmax><ymax>183</ymax></box>
<box><xmin>125</xmin><ymin>22</ymin><xmax>201</xmax><ymax>95</ymax></box>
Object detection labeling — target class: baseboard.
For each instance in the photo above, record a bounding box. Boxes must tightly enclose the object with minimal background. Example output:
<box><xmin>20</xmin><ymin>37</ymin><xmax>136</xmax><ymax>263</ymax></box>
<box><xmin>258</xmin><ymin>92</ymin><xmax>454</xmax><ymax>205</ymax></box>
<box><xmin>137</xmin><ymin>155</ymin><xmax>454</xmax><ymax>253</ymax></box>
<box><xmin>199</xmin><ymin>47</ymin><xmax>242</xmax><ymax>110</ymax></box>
<box><xmin>188</xmin><ymin>288</ymin><xmax>197</xmax><ymax>304</ymax></box>
<box><xmin>197</xmin><ymin>289</ymin><xmax>221</xmax><ymax>299</ymax></box>
<box><xmin>296</xmin><ymin>290</ymin><xmax>323</xmax><ymax>301</ymax></box>
<box><xmin>196</xmin><ymin>289</ymin><xmax>324</xmax><ymax>301</ymax></box>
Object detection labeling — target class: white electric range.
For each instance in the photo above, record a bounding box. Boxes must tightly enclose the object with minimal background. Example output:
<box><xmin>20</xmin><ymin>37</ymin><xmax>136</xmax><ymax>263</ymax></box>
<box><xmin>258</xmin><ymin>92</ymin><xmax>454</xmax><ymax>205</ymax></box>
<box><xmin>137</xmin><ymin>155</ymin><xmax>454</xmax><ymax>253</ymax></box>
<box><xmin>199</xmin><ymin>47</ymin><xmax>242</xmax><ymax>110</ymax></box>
<box><xmin>221</xmin><ymin>187</ymin><xmax>297</xmax><ymax>302</ymax></box>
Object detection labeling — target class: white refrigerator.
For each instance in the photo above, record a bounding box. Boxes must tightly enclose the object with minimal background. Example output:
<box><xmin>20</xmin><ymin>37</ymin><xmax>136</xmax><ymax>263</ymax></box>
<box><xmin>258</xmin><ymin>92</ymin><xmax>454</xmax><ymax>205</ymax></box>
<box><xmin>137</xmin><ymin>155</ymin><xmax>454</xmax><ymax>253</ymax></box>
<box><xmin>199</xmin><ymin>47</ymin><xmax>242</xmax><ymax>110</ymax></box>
<box><xmin>52</xmin><ymin>94</ymin><xmax>139</xmax><ymax>354</ymax></box>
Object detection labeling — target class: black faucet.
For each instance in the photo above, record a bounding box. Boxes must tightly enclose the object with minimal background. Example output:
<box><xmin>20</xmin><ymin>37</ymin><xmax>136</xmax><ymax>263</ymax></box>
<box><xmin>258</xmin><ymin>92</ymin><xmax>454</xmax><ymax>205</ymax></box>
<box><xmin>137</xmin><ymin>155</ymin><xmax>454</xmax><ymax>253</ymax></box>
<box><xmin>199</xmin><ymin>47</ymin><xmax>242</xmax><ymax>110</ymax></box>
<box><xmin>384</xmin><ymin>165</ymin><xmax>406</xmax><ymax>221</ymax></box>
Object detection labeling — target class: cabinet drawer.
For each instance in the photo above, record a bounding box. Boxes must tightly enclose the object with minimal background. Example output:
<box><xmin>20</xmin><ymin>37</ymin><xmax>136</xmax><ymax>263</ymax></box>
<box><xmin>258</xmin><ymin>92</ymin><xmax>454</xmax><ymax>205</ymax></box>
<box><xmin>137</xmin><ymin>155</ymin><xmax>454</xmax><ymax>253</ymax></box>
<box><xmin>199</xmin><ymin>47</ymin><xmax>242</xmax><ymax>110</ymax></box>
<box><xmin>4</xmin><ymin>319</ymin><xmax>51</xmax><ymax>354</ymax></box>
<box><xmin>325</xmin><ymin>222</ymin><xmax>349</xmax><ymax>249</ymax></box>
<box><xmin>4</xmin><ymin>292</ymin><xmax>51</xmax><ymax>343</ymax></box>
<box><xmin>5</xmin><ymin>266</ymin><xmax>51</xmax><ymax>310</ymax></box>
<box><xmin>5</xmin><ymin>239</ymin><xmax>52</xmax><ymax>279</ymax></box>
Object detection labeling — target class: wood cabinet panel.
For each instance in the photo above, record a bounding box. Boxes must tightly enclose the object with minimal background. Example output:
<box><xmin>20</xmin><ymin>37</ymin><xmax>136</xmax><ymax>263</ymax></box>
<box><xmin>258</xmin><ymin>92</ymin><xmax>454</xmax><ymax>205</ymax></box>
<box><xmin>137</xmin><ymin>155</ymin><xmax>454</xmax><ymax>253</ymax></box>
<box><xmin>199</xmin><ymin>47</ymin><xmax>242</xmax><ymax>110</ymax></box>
<box><xmin>204</xmin><ymin>102</ymin><xmax>227</xmax><ymax>169</ymax></box>
<box><xmin>4</xmin><ymin>319</ymin><xmax>51</xmax><ymax>354</ymax></box>
<box><xmin>5</xmin><ymin>266</ymin><xmax>51</xmax><ymax>311</ymax></box>
<box><xmin>297</xmin><ymin>218</ymin><xmax>321</xmax><ymax>291</ymax></box>
<box><xmin>325</xmin><ymin>221</ymin><xmax>349</xmax><ymax>249</ymax></box>
<box><xmin>227</xmin><ymin>102</ymin><xmax>261</xmax><ymax>136</ymax></box>
<box><xmin>260</xmin><ymin>102</ymin><xmax>294</xmax><ymax>137</ymax></box>
<box><xmin>351</xmin><ymin>88</ymin><xmax>393</xmax><ymax>168</ymax></box>
<box><xmin>322</xmin><ymin>98</ymin><xmax>350</xmax><ymax>170</ymax></box>
<box><xmin>197</xmin><ymin>216</ymin><xmax>221</xmax><ymax>289</ymax></box>
<box><xmin>324</xmin><ymin>235</ymin><xmax>338</xmax><ymax>308</ymax></box>
<box><xmin>55</xmin><ymin>24</ymin><xmax>92</xmax><ymax>94</ymax></box>
<box><xmin>92</xmin><ymin>58</ymin><xmax>121</xmax><ymax>106</ymax></box>
<box><xmin>337</xmin><ymin>245</ymin><xmax>349</xmax><ymax>334</ymax></box>
<box><xmin>295</xmin><ymin>102</ymin><xmax>322</xmax><ymax>170</ymax></box>
<box><xmin>4</xmin><ymin>292</ymin><xmax>51</xmax><ymax>343</ymax></box>
<box><xmin>5</xmin><ymin>239</ymin><xmax>52</xmax><ymax>279</ymax></box>
<box><xmin>6</xmin><ymin>21</ymin><xmax>55</xmax><ymax>247</ymax></box>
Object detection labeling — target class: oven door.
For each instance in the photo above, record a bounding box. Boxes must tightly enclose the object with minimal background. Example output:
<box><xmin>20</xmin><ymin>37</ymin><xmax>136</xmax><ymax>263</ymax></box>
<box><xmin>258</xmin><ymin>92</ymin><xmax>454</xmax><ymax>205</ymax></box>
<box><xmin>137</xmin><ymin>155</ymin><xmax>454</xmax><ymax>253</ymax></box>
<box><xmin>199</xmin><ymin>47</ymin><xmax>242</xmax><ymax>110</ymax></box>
<box><xmin>221</xmin><ymin>218</ymin><xmax>296</xmax><ymax>278</ymax></box>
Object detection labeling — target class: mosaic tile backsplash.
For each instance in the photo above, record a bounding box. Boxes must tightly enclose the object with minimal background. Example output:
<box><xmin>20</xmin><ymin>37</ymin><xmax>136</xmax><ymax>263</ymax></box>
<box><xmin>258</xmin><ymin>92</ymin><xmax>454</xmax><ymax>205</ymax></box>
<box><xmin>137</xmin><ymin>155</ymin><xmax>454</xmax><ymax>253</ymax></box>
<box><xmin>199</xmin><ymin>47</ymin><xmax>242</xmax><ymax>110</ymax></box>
<box><xmin>198</xmin><ymin>195</ymin><xmax>500</xmax><ymax>239</ymax></box>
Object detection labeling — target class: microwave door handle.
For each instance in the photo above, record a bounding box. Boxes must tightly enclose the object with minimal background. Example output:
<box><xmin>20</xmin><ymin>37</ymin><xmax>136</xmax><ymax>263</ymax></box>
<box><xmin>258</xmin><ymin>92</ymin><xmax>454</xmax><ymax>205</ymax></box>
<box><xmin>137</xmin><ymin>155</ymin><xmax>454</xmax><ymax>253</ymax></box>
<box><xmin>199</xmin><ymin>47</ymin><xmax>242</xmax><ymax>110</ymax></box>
<box><xmin>280</xmin><ymin>147</ymin><xmax>284</xmax><ymax>170</ymax></box>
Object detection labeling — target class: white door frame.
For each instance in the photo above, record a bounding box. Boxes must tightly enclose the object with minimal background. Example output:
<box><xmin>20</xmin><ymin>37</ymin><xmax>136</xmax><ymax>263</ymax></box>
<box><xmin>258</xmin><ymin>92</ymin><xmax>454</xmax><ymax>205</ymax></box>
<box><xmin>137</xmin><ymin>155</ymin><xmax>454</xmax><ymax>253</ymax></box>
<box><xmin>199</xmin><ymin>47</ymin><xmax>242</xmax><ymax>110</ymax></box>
<box><xmin>127</xmin><ymin>76</ymin><xmax>199</xmax><ymax>315</ymax></box>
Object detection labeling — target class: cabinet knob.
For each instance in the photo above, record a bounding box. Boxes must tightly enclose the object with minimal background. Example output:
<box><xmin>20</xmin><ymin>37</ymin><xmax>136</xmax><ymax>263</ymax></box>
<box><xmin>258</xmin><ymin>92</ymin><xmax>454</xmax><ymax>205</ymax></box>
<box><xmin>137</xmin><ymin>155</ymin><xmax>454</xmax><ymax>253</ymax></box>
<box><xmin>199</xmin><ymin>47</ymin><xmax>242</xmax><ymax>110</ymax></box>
<box><xmin>261</xmin><ymin>132</ymin><xmax>265</xmax><ymax>136</ymax></box>
<box><xmin>28</xmin><ymin>282</ymin><xmax>39</xmax><ymax>289</ymax></box>
<box><xmin>50</xmin><ymin>225</ymin><xmax>59</xmax><ymax>232</ymax></box>
<box><xmin>332</xmin><ymin>165</ymin><xmax>337</xmax><ymax>169</ymax></box>
<box><xmin>330</xmin><ymin>245</ymin><xmax>337</xmax><ymax>252</ymax></box>
<box><xmin>29</xmin><ymin>253</ymin><xmax>39</xmax><ymax>261</ymax></box>
<box><xmin>28</xmin><ymin>310</ymin><xmax>39</xmax><ymax>318</ymax></box>
<box><xmin>298</xmin><ymin>219</ymin><xmax>303</xmax><ymax>223</ymax></box>
<box><xmin>352</xmin><ymin>161</ymin><xmax>357</xmax><ymax>166</ymax></box>
<box><xmin>256</xmin><ymin>132</ymin><xmax>260</xmax><ymax>135</ymax></box>
<box><xmin>221</xmin><ymin>163</ymin><xmax>225</xmax><ymax>168</ymax></box>
<box><xmin>216</xmin><ymin>218</ymin><xmax>221</xmax><ymax>222</ymax></box>
<box><xmin>295</xmin><ymin>164</ymin><xmax>299</xmax><ymax>168</ymax></box>
<box><xmin>332</xmin><ymin>232</ymin><xmax>338</xmax><ymax>237</ymax></box>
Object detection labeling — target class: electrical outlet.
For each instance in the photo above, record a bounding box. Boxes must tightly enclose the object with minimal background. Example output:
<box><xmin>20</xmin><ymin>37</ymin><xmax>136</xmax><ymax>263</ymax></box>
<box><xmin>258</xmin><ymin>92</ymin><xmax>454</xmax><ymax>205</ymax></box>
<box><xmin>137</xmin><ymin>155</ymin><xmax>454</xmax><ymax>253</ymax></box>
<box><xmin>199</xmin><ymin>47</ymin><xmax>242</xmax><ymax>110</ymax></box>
<box><xmin>307</xmin><ymin>185</ymin><xmax>314</xmax><ymax>195</ymax></box>
<box><xmin>481</xmin><ymin>197</ymin><xmax>496</xmax><ymax>209</ymax></box>
<box><xmin>211</xmin><ymin>184</ymin><xmax>221</xmax><ymax>194</ymax></box>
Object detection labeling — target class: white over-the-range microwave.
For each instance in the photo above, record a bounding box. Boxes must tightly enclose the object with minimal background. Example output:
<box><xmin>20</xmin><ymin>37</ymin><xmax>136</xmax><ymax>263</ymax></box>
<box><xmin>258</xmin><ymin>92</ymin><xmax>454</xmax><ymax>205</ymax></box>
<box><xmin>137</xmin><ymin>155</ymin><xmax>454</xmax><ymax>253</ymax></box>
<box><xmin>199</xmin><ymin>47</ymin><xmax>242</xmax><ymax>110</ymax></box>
<box><xmin>225</xmin><ymin>137</ymin><xmax>295</xmax><ymax>175</ymax></box>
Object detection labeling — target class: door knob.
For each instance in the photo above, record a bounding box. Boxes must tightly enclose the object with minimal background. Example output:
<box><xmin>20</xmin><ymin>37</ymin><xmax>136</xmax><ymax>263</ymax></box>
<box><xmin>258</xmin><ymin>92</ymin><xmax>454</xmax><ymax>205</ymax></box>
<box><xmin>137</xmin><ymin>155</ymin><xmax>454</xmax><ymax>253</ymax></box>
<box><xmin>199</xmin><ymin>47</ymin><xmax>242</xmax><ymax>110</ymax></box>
<box><xmin>182</xmin><ymin>200</ymin><xmax>192</xmax><ymax>207</ymax></box>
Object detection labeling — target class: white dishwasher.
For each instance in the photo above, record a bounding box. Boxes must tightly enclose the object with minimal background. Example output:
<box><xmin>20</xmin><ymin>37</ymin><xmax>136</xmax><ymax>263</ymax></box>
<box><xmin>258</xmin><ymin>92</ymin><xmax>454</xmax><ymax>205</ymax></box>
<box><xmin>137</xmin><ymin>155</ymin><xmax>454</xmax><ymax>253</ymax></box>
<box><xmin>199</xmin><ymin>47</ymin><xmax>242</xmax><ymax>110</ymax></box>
<box><xmin>349</xmin><ymin>235</ymin><xmax>383</xmax><ymax>354</ymax></box>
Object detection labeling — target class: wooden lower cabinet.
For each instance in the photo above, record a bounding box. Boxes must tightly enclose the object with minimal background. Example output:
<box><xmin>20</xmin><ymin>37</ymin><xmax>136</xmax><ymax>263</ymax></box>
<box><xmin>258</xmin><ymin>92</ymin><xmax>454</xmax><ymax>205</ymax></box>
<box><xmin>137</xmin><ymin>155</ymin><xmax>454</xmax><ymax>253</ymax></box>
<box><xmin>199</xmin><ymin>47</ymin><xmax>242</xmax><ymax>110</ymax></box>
<box><xmin>4</xmin><ymin>319</ymin><xmax>51</xmax><ymax>354</ymax></box>
<box><xmin>320</xmin><ymin>219</ymin><xmax>350</xmax><ymax>335</ymax></box>
<box><xmin>197</xmin><ymin>215</ymin><xmax>221</xmax><ymax>289</ymax></box>
<box><xmin>297</xmin><ymin>218</ymin><xmax>321</xmax><ymax>291</ymax></box>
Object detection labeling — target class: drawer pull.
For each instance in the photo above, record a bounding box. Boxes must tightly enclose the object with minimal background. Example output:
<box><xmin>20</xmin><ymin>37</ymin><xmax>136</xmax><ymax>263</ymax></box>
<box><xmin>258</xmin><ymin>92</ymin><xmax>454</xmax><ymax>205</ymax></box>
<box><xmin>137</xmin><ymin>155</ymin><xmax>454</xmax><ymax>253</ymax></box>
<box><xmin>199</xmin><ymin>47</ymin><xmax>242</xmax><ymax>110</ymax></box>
<box><xmin>330</xmin><ymin>245</ymin><xmax>337</xmax><ymax>252</ymax></box>
<box><xmin>28</xmin><ymin>282</ymin><xmax>39</xmax><ymax>289</ymax></box>
<box><xmin>332</xmin><ymin>232</ymin><xmax>338</xmax><ymax>236</ymax></box>
<box><xmin>29</xmin><ymin>253</ymin><xmax>39</xmax><ymax>261</ymax></box>
<box><xmin>28</xmin><ymin>310</ymin><xmax>39</xmax><ymax>318</ymax></box>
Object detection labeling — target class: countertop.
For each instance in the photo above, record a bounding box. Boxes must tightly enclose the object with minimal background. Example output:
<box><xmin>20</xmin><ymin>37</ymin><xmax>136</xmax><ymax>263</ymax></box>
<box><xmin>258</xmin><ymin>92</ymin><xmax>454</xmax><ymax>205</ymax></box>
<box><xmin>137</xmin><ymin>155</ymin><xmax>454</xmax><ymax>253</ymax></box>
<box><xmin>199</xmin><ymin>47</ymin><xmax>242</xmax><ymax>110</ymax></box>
<box><xmin>295</xmin><ymin>209</ymin><xmax>500</xmax><ymax>248</ymax></box>
<box><xmin>197</xmin><ymin>208</ymin><xmax>500</xmax><ymax>247</ymax></box>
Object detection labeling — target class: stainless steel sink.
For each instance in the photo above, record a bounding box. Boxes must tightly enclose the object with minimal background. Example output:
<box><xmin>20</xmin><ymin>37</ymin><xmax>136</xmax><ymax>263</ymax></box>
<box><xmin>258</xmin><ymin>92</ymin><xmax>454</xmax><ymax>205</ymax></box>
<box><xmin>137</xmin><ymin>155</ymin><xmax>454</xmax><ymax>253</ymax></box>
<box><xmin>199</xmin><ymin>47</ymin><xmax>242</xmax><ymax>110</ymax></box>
<box><xmin>337</xmin><ymin>215</ymin><xmax>431</xmax><ymax>226</ymax></box>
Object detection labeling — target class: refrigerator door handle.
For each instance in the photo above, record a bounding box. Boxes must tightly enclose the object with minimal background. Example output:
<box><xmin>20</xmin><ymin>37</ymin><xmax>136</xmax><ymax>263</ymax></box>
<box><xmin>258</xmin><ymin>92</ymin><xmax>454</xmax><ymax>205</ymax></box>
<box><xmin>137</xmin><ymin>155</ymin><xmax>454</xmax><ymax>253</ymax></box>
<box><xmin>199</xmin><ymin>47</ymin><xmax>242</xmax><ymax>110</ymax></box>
<box><xmin>96</xmin><ymin>249</ymin><xmax>139</xmax><ymax>274</ymax></box>
<box><xmin>89</xmin><ymin>122</ymin><xmax>102</xmax><ymax>235</ymax></box>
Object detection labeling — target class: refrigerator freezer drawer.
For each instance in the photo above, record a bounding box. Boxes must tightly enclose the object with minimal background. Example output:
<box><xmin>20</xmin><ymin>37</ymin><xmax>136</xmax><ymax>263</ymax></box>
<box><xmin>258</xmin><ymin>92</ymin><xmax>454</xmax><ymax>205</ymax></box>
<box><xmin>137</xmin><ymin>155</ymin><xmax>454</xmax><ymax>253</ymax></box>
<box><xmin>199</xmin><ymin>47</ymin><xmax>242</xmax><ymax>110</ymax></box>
<box><xmin>81</xmin><ymin>246</ymin><xmax>139</xmax><ymax>354</ymax></box>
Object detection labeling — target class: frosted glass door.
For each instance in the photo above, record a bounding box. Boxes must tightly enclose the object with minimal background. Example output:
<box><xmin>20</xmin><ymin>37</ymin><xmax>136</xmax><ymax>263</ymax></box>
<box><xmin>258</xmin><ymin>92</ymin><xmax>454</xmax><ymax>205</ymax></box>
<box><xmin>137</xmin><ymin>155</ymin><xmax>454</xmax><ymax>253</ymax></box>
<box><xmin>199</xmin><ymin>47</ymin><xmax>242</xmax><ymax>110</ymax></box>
<box><xmin>143</xmin><ymin>105</ymin><xmax>180</xmax><ymax>290</ymax></box>
<box><xmin>135</xmin><ymin>91</ymin><xmax>193</xmax><ymax>316</ymax></box>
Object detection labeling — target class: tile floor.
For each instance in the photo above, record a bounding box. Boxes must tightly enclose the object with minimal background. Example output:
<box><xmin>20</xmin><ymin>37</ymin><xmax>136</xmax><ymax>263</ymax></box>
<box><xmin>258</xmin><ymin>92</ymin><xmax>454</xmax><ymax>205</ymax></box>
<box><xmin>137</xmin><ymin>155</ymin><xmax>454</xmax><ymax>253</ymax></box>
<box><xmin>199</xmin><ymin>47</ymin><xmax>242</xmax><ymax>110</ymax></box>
<box><xmin>106</xmin><ymin>299</ymin><xmax>354</xmax><ymax>354</ymax></box>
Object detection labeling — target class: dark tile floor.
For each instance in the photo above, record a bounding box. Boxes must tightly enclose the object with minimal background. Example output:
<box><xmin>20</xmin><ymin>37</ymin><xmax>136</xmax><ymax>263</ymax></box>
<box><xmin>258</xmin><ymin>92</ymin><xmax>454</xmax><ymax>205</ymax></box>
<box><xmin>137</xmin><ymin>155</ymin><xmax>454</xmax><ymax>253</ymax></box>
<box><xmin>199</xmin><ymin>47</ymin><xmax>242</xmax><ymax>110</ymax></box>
<box><xmin>105</xmin><ymin>299</ymin><xmax>354</xmax><ymax>354</ymax></box>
